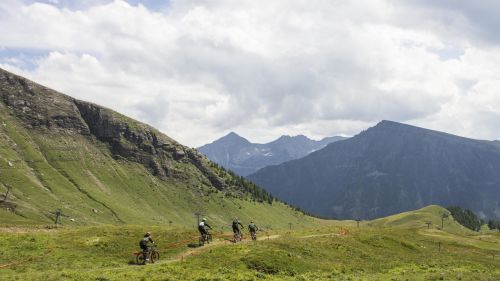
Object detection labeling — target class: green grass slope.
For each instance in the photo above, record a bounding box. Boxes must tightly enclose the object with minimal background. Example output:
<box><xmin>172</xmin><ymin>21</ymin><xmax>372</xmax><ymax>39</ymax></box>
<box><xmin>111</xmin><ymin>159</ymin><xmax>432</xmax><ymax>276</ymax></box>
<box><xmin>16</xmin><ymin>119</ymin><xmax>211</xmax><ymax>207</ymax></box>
<box><xmin>0</xmin><ymin>68</ymin><xmax>316</xmax><ymax>228</ymax></box>
<box><xmin>369</xmin><ymin>205</ymin><xmax>473</xmax><ymax>234</ymax></box>
<box><xmin>1</xmin><ymin>206</ymin><xmax>499</xmax><ymax>281</ymax></box>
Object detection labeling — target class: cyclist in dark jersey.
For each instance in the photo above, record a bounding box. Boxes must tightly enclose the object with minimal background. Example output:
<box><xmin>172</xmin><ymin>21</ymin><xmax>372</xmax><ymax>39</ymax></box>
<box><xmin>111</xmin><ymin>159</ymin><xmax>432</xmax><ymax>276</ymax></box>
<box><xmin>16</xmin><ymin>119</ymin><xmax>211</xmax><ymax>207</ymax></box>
<box><xmin>139</xmin><ymin>232</ymin><xmax>154</xmax><ymax>265</ymax></box>
<box><xmin>232</xmin><ymin>219</ymin><xmax>244</xmax><ymax>238</ymax></box>
<box><xmin>198</xmin><ymin>218</ymin><xmax>212</xmax><ymax>239</ymax></box>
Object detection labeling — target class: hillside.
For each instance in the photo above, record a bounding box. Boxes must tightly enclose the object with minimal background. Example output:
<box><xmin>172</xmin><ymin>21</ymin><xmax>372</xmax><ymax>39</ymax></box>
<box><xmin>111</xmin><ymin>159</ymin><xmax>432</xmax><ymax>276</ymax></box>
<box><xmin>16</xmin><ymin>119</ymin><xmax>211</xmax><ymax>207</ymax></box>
<box><xmin>248</xmin><ymin>120</ymin><xmax>500</xmax><ymax>220</ymax></box>
<box><xmin>2</xmin><ymin>205</ymin><xmax>499</xmax><ymax>280</ymax></box>
<box><xmin>0</xmin><ymin>68</ymin><xmax>313</xmax><ymax>227</ymax></box>
<box><xmin>199</xmin><ymin>132</ymin><xmax>345</xmax><ymax>176</ymax></box>
<box><xmin>369</xmin><ymin>205</ymin><xmax>474</xmax><ymax>234</ymax></box>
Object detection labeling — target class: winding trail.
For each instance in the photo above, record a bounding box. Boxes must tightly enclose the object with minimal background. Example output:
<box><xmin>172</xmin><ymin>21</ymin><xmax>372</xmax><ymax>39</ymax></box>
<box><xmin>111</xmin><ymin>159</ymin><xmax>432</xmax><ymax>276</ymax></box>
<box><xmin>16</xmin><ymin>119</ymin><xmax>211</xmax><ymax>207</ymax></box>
<box><xmin>0</xmin><ymin>230</ymin><xmax>338</xmax><ymax>272</ymax></box>
<box><xmin>79</xmin><ymin>233</ymin><xmax>285</xmax><ymax>273</ymax></box>
<box><xmin>164</xmin><ymin>233</ymin><xmax>282</xmax><ymax>264</ymax></box>
<box><xmin>149</xmin><ymin>232</ymin><xmax>342</xmax><ymax>267</ymax></box>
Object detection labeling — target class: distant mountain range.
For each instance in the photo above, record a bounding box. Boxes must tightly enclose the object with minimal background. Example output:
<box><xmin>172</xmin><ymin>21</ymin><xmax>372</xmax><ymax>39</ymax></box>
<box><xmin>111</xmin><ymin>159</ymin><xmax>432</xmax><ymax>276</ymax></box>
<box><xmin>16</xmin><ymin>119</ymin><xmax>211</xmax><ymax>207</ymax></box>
<box><xmin>248</xmin><ymin>120</ymin><xmax>500</xmax><ymax>220</ymax></box>
<box><xmin>198</xmin><ymin>132</ymin><xmax>346</xmax><ymax>176</ymax></box>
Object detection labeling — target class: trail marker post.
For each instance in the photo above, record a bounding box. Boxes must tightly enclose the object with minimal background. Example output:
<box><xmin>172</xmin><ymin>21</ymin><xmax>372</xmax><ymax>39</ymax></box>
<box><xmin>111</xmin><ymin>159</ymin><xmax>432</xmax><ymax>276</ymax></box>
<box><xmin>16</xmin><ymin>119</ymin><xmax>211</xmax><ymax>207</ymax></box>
<box><xmin>1</xmin><ymin>185</ymin><xmax>12</xmax><ymax>202</ymax></box>
<box><xmin>49</xmin><ymin>209</ymin><xmax>69</xmax><ymax>225</ymax></box>
<box><xmin>194</xmin><ymin>212</ymin><xmax>202</xmax><ymax>226</ymax></box>
<box><xmin>441</xmin><ymin>213</ymin><xmax>449</xmax><ymax>229</ymax></box>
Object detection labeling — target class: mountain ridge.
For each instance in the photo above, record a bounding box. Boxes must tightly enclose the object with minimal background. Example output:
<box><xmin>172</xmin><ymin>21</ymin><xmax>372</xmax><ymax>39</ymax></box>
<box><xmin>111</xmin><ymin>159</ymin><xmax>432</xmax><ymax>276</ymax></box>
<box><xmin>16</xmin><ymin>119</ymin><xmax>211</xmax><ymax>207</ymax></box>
<box><xmin>199</xmin><ymin>132</ymin><xmax>346</xmax><ymax>176</ymax></box>
<box><xmin>248</xmin><ymin>120</ymin><xmax>500</xmax><ymax>220</ymax></box>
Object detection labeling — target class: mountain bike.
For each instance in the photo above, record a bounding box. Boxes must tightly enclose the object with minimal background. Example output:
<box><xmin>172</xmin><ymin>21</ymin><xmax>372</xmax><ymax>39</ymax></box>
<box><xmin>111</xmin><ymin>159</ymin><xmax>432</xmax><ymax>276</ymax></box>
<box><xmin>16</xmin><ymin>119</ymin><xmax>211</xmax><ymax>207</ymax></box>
<box><xmin>233</xmin><ymin>231</ymin><xmax>243</xmax><ymax>243</ymax></box>
<box><xmin>250</xmin><ymin>230</ymin><xmax>257</xmax><ymax>241</ymax></box>
<box><xmin>199</xmin><ymin>232</ymin><xmax>212</xmax><ymax>246</ymax></box>
<box><xmin>135</xmin><ymin>245</ymin><xmax>160</xmax><ymax>265</ymax></box>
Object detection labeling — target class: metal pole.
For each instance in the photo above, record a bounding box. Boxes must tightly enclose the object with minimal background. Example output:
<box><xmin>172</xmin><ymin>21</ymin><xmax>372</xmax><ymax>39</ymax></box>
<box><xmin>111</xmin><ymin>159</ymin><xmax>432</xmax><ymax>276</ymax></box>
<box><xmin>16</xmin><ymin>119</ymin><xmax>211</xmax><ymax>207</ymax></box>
<box><xmin>54</xmin><ymin>209</ymin><xmax>61</xmax><ymax>224</ymax></box>
<box><xmin>1</xmin><ymin>185</ymin><xmax>11</xmax><ymax>202</ymax></box>
<box><xmin>194</xmin><ymin>212</ymin><xmax>201</xmax><ymax>226</ymax></box>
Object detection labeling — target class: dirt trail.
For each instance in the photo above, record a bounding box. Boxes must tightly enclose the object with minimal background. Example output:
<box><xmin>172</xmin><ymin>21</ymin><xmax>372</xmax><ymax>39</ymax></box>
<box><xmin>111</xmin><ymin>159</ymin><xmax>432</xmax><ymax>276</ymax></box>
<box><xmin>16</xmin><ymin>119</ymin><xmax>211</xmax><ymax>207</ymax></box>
<box><xmin>83</xmin><ymin>233</ymin><xmax>284</xmax><ymax>273</ymax></box>
<box><xmin>163</xmin><ymin>232</ymin><xmax>340</xmax><ymax>265</ymax></box>
<box><xmin>298</xmin><ymin>233</ymin><xmax>340</xmax><ymax>239</ymax></box>
<box><xmin>1</xmin><ymin>231</ymin><xmax>335</xmax><ymax>272</ymax></box>
<box><xmin>166</xmin><ymin>234</ymin><xmax>282</xmax><ymax>264</ymax></box>
<box><xmin>0</xmin><ymin>227</ymin><xmax>57</xmax><ymax>234</ymax></box>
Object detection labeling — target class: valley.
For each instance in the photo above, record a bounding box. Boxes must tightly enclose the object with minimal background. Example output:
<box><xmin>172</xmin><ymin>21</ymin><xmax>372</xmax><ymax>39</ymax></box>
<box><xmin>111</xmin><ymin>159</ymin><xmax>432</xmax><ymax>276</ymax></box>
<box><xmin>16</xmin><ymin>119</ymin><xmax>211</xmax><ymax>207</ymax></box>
<box><xmin>1</xmin><ymin>69</ymin><xmax>500</xmax><ymax>281</ymax></box>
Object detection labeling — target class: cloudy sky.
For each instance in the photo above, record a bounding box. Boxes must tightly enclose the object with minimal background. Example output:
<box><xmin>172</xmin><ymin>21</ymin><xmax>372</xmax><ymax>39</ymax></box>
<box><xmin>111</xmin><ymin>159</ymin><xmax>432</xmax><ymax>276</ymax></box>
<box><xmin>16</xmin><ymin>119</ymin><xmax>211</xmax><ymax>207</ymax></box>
<box><xmin>1</xmin><ymin>0</ymin><xmax>500</xmax><ymax>147</ymax></box>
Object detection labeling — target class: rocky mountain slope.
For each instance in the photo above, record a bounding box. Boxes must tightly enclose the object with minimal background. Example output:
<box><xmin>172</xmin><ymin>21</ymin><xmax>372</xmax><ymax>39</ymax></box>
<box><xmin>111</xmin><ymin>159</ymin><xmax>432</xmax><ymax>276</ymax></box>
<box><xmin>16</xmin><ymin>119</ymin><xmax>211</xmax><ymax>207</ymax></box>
<box><xmin>0</xmin><ymin>68</ymin><xmax>312</xmax><ymax>227</ymax></box>
<box><xmin>248</xmin><ymin>121</ymin><xmax>500</xmax><ymax>220</ymax></box>
<box><xmin>198</xmin><ymin>132</ymin><xmax>346</xmax><ymax>176</ymax></box>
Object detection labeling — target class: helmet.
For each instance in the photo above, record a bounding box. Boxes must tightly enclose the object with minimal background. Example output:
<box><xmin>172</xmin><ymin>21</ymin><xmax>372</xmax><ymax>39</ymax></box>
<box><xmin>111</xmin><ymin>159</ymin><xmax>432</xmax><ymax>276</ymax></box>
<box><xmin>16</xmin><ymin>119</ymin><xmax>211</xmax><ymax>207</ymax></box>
<box><xmin>202</xmin><ymin>218</ymin><xmax>207</xmax><ymax>222</ymax></box>
<box><xmin>145</xmin><ymin>232</ymin><xmax>151</xmax><ymax>237</ymax></box>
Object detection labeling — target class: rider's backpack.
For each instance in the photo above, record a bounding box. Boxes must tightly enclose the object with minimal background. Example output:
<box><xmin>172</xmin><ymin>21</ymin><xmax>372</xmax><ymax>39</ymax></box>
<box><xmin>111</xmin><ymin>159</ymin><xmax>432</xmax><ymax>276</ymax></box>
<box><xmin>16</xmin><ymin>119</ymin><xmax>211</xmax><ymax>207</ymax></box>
<box><xmin>139</xmin><ymin>238</ymin><xmax>148</xmax><ymax>248</ymax></box>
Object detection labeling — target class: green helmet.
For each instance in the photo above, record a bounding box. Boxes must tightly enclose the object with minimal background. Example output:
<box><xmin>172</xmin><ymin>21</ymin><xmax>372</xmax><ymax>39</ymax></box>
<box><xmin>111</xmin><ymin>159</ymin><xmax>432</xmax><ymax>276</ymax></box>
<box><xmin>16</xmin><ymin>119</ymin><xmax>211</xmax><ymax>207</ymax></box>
<box><xmin>202</xmin><ymin>218</ymin><xmax>207</xmax><ymax>222</ymax></box>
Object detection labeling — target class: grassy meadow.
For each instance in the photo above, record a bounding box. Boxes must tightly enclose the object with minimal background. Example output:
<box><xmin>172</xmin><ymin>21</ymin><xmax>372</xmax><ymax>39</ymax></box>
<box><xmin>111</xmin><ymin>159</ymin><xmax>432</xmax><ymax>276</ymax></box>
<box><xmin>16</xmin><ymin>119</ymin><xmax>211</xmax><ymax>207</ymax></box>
<box><xmin>1</xmin><ymin>206</ymin><xmax>499</xmax><ymax>281</ymax></box>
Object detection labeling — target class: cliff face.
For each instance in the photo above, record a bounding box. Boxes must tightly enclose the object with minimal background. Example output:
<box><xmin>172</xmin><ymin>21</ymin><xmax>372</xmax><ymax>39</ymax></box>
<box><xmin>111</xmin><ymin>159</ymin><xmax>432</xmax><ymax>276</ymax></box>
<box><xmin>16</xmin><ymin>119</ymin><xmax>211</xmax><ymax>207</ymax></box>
<box><xmin>0</xmin><ymin>70</ymin><xmax>89</xmax><ymax>133</ymax></box>
<box><xmin>0</xmin><ymin>68</ymin><xmax>224</xmax><ymax>189</ymax></box>
<box><xmin>73</xmin><ymin>100</ymin><xmax>224</xmax><ymax>188</ymax></box>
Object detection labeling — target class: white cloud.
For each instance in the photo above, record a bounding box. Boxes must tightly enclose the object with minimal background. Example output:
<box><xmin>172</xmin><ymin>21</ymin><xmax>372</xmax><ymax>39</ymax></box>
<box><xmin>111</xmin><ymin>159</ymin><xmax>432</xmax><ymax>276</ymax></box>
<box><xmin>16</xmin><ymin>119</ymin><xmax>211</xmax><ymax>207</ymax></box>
<box><xmin>1</xmin><ymin>0</ymin><xmax>500</xmax><ymax>146</ymax></box>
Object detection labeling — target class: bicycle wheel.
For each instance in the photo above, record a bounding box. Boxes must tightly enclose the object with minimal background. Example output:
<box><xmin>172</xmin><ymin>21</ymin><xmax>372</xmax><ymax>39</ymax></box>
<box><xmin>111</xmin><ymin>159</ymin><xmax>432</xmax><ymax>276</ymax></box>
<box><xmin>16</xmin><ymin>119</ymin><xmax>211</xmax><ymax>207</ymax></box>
<box><xmin>199</xmin><ymin>236</ymin><xmax>205</xmax><ymax>246</ymax></box>
<box><xmin>207</xmin><ymin>234</ymin><xmax>212</xmax><ymax>244</ymax></box>
<box><xmin>150</xmin><ymin>250</ymin><xmax>159</xmax><ymax>263</ymax></box>
<box><xmin>136</xmin><ymin>253</ymin><xmax>145</xmax><ymax>265</ymax></box>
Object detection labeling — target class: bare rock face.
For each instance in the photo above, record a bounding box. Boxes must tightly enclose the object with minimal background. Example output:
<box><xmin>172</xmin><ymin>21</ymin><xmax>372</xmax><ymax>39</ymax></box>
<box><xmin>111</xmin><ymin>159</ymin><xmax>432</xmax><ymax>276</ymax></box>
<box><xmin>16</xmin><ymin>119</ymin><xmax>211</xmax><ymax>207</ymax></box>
<box><xmin>0</xmin><ymin>71</ymin><xmax>89</xmax><ymax>134</ymax></box>
<box><xmin>0</xmin><ymin>68</ymin><xmax>225</xmax><ymax>189</ymax></box>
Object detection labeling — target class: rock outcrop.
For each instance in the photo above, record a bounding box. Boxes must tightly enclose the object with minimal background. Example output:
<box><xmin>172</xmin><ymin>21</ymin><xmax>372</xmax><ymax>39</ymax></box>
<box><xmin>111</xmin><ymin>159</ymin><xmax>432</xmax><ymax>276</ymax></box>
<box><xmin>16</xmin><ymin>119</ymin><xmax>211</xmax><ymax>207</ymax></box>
<box><xmin>0</xmin><ymin>68</ymin><xmax>224</xmax><ymax>189</ymax></box>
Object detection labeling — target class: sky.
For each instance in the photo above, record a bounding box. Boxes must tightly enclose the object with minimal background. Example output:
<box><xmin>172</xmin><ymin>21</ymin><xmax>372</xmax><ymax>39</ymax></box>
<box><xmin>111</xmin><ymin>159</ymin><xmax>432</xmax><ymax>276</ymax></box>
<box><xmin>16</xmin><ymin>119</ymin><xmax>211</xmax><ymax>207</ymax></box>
<box><xmin>1</xmin><ymin>0</ymin><xmax>500</xmax><ymax>147</ymax></box>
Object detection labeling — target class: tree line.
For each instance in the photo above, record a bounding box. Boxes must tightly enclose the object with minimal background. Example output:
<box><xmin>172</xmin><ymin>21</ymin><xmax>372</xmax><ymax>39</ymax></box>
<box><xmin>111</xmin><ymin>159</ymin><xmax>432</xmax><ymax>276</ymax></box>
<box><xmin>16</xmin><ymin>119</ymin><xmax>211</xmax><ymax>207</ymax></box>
<box><xmin>488</xmin><ymin>219</ymin><xmax>500</xmax><ymax>231</ymax></box>
<box><xmin>446</xmin><ymin>206</ymin><xmax>500</xmax><ymax>232</ymax></box>
<box><xmin>209</xmin><ymin>161</ymin><xmax>275</xmax><ymax>204</ymax></box>
<box><xmin>446</xmin><ymin>206</ymin><xmax>483</xmax><ymax>231</ymax></box>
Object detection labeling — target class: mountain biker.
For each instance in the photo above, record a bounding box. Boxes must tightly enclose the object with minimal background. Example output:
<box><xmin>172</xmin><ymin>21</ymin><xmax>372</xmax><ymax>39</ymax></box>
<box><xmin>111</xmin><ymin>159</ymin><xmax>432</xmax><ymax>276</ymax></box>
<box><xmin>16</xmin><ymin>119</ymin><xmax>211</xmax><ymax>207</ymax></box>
<box><xmin>248</xmin><ymin>221</ymin><xmax>258</xmax><ymax>240</ymax></box>
<box><xmin>139</xmin><ymin>232</ymin><xmax>154</xmax><ymax>265</ymax></box>
<box><xmin>232</xmin><ymin>218</ymin><xmax>244</xmax><ymax>240</ymax></box>
<box><xmin>198</xmin><ymin>218</ymin><xmax>212</xmax><ymax>241</ymax></box>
